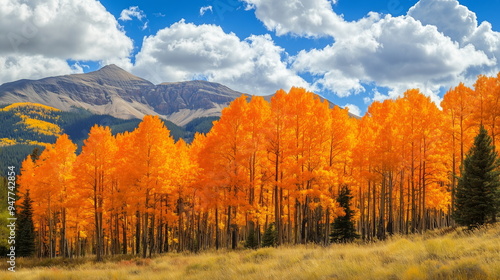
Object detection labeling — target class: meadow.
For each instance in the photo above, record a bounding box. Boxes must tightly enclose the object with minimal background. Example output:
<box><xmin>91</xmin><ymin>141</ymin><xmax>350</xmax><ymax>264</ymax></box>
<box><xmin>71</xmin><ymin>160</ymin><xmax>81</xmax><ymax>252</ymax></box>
<box><xmin>1</xmin><ymin>225</ymin><xmax>499</xmax><ymax>280</ymax></box>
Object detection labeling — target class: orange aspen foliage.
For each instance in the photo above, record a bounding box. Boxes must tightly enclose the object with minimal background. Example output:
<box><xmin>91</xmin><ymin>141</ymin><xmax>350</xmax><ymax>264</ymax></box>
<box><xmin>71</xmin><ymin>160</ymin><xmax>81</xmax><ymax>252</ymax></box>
<box><xmin>17</xmin><ymin>134</ymin><xmax>77</xmax><ymax>257</ymax></box>
<box><xmin>473</xmin><ymin>74</ymin><xmax>500</xmax><ymax>148</ymax></box>
<box><xmin>74</xmin><ymin>125</ymin><xmax>117</xmax><ymax>261</ymax></box>
<box><xmin>22</xmin><ymin>73</ymin><xmax>500</xmax><ymax>257</ymax></box>
<box><xmin>128</xmin><ymin>115</ymin><xmax>176</xmax><ymax>257</ymax></box>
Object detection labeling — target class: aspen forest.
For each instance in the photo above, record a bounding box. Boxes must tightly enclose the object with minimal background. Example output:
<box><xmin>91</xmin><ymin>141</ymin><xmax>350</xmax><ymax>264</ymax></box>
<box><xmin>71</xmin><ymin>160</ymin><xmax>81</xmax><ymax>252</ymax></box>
<box><xmin>15</xmin><ymin>73</ymin><xmax>500</xmax><ymax>260</ymax></box>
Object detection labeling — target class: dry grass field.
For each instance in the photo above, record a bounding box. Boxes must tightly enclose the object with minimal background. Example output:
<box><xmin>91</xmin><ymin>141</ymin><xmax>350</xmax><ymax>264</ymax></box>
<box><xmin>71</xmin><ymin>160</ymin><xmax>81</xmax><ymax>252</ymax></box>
<box><xmin>1</xmin><ymin>225</ymin><xmax>499</xmax><ymax>280</ymax></box>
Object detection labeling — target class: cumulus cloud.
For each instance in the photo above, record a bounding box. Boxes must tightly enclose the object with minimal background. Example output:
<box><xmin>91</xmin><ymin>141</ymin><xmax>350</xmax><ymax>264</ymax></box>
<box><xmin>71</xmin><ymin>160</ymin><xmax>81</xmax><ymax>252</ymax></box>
<box><xmin>408</xmin><ymin>0</ymin><xmax>500</xmax><ymax>77</ymax></box>
<box><xmin>242</xmin><ymin>0</ymin><xmax>356</xmax><ymax>38</ymax></box>
<box><xmin>294</xmin><ymin>15</ymin><xmax>490</xmax><ymax>99</ymax></box>
<box><xmin>343</xmin><ymin>103</ymin><xmax>361</xmax><ymax>116</ymax></box>
<box><xmin>200</xmin><ymin>6</ymin><xmax>213</xmax><ymax>16</ymax></box>
<box><xmin>0</xmin><ymin>0</ymin><xmax>133</xmax><ymax>84</ymax></box>
<box><xmin>0</xmin><ymin>0</ymin><xmax>132</xmax><ymax>60</ymax></box>
<box><xmin>133</xmin><ymin>20</ymin><xmax>310</xmax><ymax>95</ymax></box>
<box><xmin>0</xmin><ymin>55</ymin><xmax>82</xmax><ymax>84</ymax></box>
<box><xmin>245</xmin><ymin>0</ymin><xmax>500</xmax><ymax>103</ymax></box>
<box><xmin>408</xmin><ymin>0</ymin><xmax>476</xmax><ymax>44</ymax></box>
<box><xmin>119</xmin><ymin>6</ymin><xmax>146</xmax><ymax>21</ymax></box>
<box><xmin>119</xmin><ymin>6</ymin><xmax>148</xmax><ymax>30</ymax></box>
<box><xmin>2</xmin><ymin>0</ymin><xmax>500</xmax><ymax>111</ymax></box>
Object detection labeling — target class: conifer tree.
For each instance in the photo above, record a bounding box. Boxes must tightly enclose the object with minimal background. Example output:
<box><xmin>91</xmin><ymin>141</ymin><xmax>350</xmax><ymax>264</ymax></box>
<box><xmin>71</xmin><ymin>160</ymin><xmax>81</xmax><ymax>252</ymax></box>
<box><xmin>244</xmin><ymin>223</ymin><xmax>258</xmax><ymax>249</ymax></box>
<box><xmin>262</xmin><ymin>223</ymin><xmax>277</xmax><ymax>247</ymax></box>
<box><xmin>17</xmin><ymin>189</ymin><xmax>35</xmax><ymax>257</ymax></box>
<box><xmin>330</xmin><ymin>185</ymin><xmax>359</xmax><ymax>243</ymax></box>
<box><xmin>454</xmin><ymin>125</ymin><xmax>500</xmax><ymax>229</ymax></box>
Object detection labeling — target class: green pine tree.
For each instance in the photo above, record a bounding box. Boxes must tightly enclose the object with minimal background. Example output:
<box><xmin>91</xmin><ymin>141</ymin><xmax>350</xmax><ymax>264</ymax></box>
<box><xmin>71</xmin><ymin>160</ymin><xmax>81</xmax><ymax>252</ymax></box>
<box><xmin>30</xmin><ymin>147</ymin><xmax>41</xmax><ymax>162</ymax></box>
<box><xmin>17</xmin><ymin>189</ymin><xmax>36</xmax><ymax>257</ymax></box>
<box><xmin>244</xmin><ymin>222</ymin><xmax>258</xmax><ymax>249</ymax></box>
<box><xmin>262</xmin><ymin>223</ymin><xmax>277</xmax><ymax>247</ymax></box>
<box><xmin>454</xmin><ymin>125</ymin><xmax>500</xmax><ymax>229</ymax></box>
<box><xmin>330</xmin><ymin>185</ymin><xmax>359</xmax><ymax>243</ymax></box>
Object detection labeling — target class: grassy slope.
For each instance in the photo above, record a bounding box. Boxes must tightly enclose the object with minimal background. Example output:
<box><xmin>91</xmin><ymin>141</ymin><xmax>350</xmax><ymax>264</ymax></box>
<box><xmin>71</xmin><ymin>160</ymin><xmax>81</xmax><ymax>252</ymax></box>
<box><xmin>2</xmin><ymin>225</ymin><xmax>499</xmax><ymax>280</ymax></box>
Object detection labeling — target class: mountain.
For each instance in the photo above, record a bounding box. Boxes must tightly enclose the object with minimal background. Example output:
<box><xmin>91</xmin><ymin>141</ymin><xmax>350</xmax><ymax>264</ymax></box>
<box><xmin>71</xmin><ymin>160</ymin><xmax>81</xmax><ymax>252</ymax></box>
<box><xmin>0</xmin><ymin>65</ymin><xmax>244</xmax><ymax>126</ymax></box>
<box><xmin>0</xmin><ymin>67</ymin><xmax>358</xmax><ymax>171</ymax></box>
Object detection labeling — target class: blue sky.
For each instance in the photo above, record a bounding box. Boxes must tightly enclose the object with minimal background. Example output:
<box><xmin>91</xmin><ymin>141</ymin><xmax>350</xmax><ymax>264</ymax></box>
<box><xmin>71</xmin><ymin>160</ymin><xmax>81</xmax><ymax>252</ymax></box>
<box><xmin>2</xmin><ymin>0</ymin><xmax>500</xmax><ymax>116</ymax></box>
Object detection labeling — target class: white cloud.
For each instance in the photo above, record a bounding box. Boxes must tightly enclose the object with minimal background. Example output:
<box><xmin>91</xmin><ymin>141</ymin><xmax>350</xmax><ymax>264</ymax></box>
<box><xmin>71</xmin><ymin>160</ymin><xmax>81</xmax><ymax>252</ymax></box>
<box><xmin>0</xmin><ymin>0</ymin><xmax>133</xmax><ymax>84</ymax></box>
<box><xmin>242</xmin><ymin>0</ymin><xmax>359</xmax><ymax>38</ymax></box>
<box><xmin>0</xmin><ymin>55</ymin><xmax>82</xmax><ymax>84</ymax></box>
<box><xmin>408</xmin><ymin>0</ymin><xmax>476</xmax><ymax>44</ymax></box>
<box><xmin>408</xmin><ymin>0</ymin><xmax>500</xmax><ymax>77</ymax></box>
<box><xmin>343</xmin><ymin>103</ymin><xmax>361</xmax><ymax>116</ymax></box>
<box><xmin>133</xmin><ymin>20</ymin><xmax>310</xmax><ymax>95</ymax></box>
<box><xmin>241</xmin><ymin>0</ymin><xmax>495</xmax><ymax>101</ymax></box>
<box><xmin>0</xmin><ymin>0</ymin><xmax>132</xmax><ymax>60</ymax></box>
<box><xmin>2</xmin><ymin>0</ymin><xmax>499</xmax><ymax>112</ymax></box>
<box><xmin>315</xmin><ymin>70</ymin><xmax>365</xmax><ymax>97</ymax></box>
<box><xmin>119</xmin><ymin>6</ymin><xmax>148</xmax><ymax>30</ymax></box>
<box><xmin>200</xmin><ymin>6</ymin><xmax>213</xmax><ymax>16</ymax></box>
<box><xmin>293</xmin><ymin>14</ymin><xmax>490</xmax><ymax>100</ymax></box>
<box><xmin>119</xmin><ymin>6</ymin><xmax>145</xmax><ymax>21</ymax></box>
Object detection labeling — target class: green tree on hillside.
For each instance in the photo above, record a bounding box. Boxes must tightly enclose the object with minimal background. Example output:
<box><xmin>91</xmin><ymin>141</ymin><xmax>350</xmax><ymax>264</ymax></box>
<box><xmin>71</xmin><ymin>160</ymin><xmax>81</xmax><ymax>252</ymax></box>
<box><xmin>330</xmin><ymin>185</ymin><xmax>359</xmax><ymax>243</ymax></box>
<box><xmin>454</xmin><ymin>125</ymin><xmax>500</xmax><ymax>229</ymax></box>
<box><xmin>17</xmin><ymin>189</ymin><xmax>35</xmax><ymax>257</ymax></box>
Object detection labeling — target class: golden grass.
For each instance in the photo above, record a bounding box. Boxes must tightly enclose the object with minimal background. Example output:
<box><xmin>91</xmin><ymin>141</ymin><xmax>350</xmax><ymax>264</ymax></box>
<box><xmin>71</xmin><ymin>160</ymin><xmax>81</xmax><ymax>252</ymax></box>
<box><xmin>1</xmin><ymin>225</ymin><xmax>499</xmax><ymax>280</ymax></box>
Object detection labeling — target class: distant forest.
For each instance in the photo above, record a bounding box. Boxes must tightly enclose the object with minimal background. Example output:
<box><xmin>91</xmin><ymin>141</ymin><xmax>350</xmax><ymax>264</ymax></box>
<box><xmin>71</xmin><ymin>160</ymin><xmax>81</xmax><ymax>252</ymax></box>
<box><xmin>0</xmin><ymin>103</ymin><xmax>218</xmax><ymax>171</ymax></box>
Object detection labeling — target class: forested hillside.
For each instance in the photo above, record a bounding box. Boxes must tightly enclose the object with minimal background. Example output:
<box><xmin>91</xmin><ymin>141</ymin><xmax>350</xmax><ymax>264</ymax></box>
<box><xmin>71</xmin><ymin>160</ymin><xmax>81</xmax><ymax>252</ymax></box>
<box><xmin>0</xmin><ymin>103</ymin><xmax>218</xmax><ymax>171</ymax></box>
<box><xmin>12</xmin><ymin>73</ymin><xmax>500</xmax><ymax>259</ymax></box>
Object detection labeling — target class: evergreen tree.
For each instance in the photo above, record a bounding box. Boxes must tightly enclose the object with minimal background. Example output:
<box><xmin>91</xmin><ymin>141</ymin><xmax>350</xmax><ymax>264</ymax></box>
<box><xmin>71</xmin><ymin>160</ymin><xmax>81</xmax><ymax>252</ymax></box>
<box><xmin>244</xmin><ymin>222</ymin><xmax>258</xmax><ymax>249</ymax></box>
<box><xmin>454</xmin><ymin>125</ymin><xmax>500</xmax><ymax>229</ymax></box>
<box><xmin>30</xmin><ymin>147</ymin><xmax>41</xmax><ymax>162</ymax></box>
<box><xmin>330</xmin><ymin>185</ymin><xmax>359</xmax><ymax>243</ymax></box>
<box><xmin>17</xmin><ymin>189</ymin><xmax>36</xmax><ymax>257</ymax></box>
<box><xmin>262</xmin><ymin>223</ymin><xmax>277</xmax><ymax>247</ymax></box>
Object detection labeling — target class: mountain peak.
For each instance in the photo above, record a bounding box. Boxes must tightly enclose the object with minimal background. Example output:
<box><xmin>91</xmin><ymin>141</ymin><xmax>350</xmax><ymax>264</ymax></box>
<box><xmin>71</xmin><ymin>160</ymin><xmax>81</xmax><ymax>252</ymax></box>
<box><xmin>89</xmin><ymin>64</ymin><xmax>149</xmax><ymax>83</ymax></box>
<box><xmin>98</xmin><ymin>64</ymin><xmax>125</xmax><ymax>73</ymax></box>
<box><xmin>0</xmin><ymin>65</ymin><xmax>246</xmax><ymax>125</ymax></box>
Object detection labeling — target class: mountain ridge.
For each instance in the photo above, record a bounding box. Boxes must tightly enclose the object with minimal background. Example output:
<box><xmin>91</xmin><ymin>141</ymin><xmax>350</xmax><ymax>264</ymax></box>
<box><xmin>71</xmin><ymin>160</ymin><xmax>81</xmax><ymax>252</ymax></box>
<box><xmin>0</xmin><ymin>65</ymin><xmax>358</xmax><ymax>125</ymax></box>
<box><xmin>0</xmin><ymin>65</ymin><xmax>245</xmax><ymax>126</ymax></box>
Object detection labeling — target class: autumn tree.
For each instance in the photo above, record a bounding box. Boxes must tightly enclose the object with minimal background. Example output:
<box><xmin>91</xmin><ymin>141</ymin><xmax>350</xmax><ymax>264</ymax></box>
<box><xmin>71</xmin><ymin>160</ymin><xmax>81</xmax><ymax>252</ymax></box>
<box><xmin>266</xmin><ymin>90</ymin><xmax>289</xmax><ymax>246</ymax></box>
<box><xmin>454</xmin><ymin>125</ymin><xmax>500</xmax><ymax>229</ymax></box>
<box><xmin>441</xmin><ymin>83</ymin><xmax>475</xmax><ymax>216</ymax></box>
<box><xmin>19</xmin><ymin>72</ymin><xmax>500</xmax><ymax>257</ymax></box>
<box><xmin>243</xmin><ymin>96</ymin><xmax>272</xmax><ymax>246</ymax></box>
<box><xmin>74</xmin><ymin>126</ymin><xmax>116</xmax><ymax>261</ymax></box>
<box><xmin>17</xmin><ymin>135</ymin><xmax>77</xmax><ymax>258</ymax></box>
<box><xmin>17</xmin><ymin>154</ymin><xmax>39</xmax><ymax>255</ymax></box>
<box><xmin>129</xmin><ymin>115</ymin><xmax>176</xmax><ymax>257</ymax></box>
<box><xmin>473</xmin><ymin>74</ymin><xmax>500</xmax><ymax>148</ymax></box>
<box><xmin>197</xmin><ymin>96</ymin><xmax>251</xmax><ymax>250</ymax></box>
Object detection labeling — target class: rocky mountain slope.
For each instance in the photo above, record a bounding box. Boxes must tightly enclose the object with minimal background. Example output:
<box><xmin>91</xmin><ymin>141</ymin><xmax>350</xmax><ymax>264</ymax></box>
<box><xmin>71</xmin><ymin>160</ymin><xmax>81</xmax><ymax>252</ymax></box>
<box><xmin>0</xmin><ymin>65</ymin><xmax>244</xmax><ymax>126</ymax></box>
